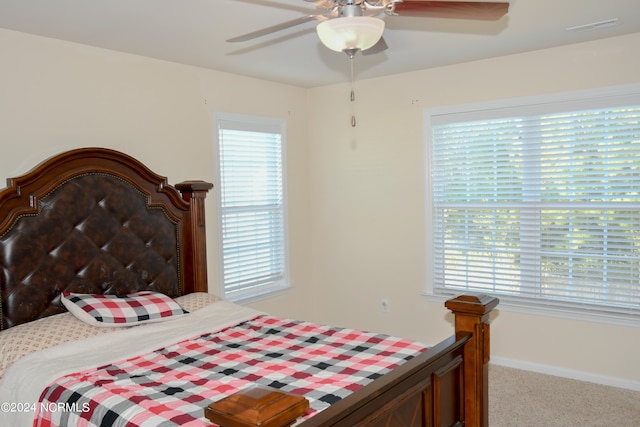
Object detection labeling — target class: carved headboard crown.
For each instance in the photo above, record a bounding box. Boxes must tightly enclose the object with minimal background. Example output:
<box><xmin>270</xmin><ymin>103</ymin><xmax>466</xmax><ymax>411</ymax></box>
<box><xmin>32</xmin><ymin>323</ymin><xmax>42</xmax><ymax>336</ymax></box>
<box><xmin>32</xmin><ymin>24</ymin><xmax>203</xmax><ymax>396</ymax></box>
<box><xmin>0</xmin><ymin>148</ymin><xmax>212</xmax><ymax>330</ymax></box>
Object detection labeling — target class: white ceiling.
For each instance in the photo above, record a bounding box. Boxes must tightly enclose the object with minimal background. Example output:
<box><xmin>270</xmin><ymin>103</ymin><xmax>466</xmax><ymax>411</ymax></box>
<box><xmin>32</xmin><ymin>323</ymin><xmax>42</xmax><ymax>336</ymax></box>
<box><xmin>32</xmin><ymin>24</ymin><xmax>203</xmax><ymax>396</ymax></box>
<box><xmin>0</xmin><ymin>0</ymin><xmax>639</xmax><ymax>88</ymax></box>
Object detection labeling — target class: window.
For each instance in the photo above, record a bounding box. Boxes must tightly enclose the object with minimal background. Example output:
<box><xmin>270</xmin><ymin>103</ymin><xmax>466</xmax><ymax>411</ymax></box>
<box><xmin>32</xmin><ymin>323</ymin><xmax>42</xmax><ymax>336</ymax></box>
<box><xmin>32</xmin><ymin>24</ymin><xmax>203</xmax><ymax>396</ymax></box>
<box><xmin>425</xmin><ymin>85</ymin><xmax>640</xmax><ymax>323</ymax></box>
<box><xmin>215</xmin><ymin>114</ymin><xmax>288</xmax><ymax>302</ymax></box>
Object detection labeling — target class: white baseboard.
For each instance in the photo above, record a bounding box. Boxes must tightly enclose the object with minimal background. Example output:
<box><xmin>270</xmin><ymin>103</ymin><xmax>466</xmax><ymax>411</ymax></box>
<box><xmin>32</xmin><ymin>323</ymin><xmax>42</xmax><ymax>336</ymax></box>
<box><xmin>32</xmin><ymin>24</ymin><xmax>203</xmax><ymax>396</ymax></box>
<box><xmin>490</xmin><ymin>356</ymin><xmax>640</xmax><ymax>392</ymax></box>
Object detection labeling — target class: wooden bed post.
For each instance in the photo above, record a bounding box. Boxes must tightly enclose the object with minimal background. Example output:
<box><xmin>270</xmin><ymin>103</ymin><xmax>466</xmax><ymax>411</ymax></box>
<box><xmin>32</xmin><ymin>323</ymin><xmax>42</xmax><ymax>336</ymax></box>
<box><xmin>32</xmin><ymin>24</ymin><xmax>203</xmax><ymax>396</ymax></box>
<box><xmin>176</xmin><ymin>180</ymin><xmax>213</xmax><ymax>294</ymax></box>
<box><xmin>445</xmin><ymin>294</ymin><xmax>499</xmax><ymax>427</ymax></box>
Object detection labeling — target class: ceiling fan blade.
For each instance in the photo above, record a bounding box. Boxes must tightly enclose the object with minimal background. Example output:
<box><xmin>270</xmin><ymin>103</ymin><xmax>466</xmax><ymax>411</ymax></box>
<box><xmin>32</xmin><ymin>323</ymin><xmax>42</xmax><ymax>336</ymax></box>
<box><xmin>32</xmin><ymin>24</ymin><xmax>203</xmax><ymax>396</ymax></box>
<box><xmin>362</xmin><ymin>37</ymin><xmax>388</xmax><ymax>55</ymax></box>
<box><xmin>304</xmin><ymin>0</ymin><xmax>336</xmax><ymax>10</ymax></box>
<box><xmin>235</xmin><ymin>0</ymin><xmax>319</xmax><ymax>14</ymax></box>
<box><xmin>227</xmin><ymin>14</ymin><xmax>329</xmax><ymax>42</ymax></box>
<box><xmin>393</xmin><ymin>1</ymin><xmax>509</xmax><ymax>20</ymax></box>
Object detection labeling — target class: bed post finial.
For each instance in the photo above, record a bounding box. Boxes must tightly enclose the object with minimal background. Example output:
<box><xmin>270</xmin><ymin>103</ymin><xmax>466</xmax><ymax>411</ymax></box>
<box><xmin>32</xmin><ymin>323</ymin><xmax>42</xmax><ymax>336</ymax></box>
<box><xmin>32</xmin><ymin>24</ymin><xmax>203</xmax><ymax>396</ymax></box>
<box><xmin>445</xmin><ymin>294</ymin><xmax>498</xmax><ymax>427</ymax></box>
<box><xmin>176</xmin><ymin>180</ymin><xmax>213</xmax><ymax>294</ymax></box>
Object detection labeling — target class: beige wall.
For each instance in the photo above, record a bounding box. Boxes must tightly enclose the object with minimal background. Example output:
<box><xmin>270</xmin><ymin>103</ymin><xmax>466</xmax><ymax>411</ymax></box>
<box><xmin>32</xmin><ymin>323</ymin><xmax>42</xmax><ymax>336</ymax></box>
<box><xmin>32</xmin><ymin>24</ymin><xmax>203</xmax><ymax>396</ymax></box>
<box><xmin>306</xmin><ymin>33</ymin><xmax>640</xmax><ymax>388</ymax></box>
<box><xmin>1</xmin><ymin>26</ymin><xmax>639</xmax><ymax>389</ymax></box>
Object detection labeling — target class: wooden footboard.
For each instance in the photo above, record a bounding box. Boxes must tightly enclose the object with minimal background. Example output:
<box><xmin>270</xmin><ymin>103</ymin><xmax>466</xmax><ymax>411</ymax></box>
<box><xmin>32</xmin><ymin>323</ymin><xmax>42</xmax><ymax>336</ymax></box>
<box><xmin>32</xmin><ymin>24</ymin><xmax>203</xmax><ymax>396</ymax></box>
<box><xmin>297</xmin><ymin>294</ymin><xmax>498</xmax><ymax>427</ymax></box>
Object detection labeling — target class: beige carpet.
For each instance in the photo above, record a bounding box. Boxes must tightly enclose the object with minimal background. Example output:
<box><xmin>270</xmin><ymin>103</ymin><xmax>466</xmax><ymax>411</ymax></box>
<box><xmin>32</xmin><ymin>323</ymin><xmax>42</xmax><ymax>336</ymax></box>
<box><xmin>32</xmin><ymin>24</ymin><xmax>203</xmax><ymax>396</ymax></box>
<box><xmin>489</xmin><ymin>364</ymin><xmax>640</xmax><ymax>426</ymax></box>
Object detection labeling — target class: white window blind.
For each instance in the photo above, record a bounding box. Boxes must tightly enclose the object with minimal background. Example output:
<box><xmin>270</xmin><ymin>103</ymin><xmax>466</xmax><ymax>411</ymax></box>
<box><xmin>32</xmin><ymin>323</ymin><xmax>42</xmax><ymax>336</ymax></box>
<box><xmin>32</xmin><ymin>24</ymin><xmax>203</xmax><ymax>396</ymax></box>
<box><xmin>426</xmin><ymin>86</ymin><xmax>640</xmax><ymax>322</ymax></box>
<box><xmin>215</xmin><ymin>114</ymin><xmax>288</xmax><ymax>301</ymax></box>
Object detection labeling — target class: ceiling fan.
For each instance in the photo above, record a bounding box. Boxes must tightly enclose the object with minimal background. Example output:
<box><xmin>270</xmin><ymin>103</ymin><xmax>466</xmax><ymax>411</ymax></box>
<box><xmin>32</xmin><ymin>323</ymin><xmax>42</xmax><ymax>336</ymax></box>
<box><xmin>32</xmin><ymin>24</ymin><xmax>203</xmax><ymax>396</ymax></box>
<box><xmin>227</xmin><ymin>0</ymin><xmax>510</xmax><ymax>55</ymax></box>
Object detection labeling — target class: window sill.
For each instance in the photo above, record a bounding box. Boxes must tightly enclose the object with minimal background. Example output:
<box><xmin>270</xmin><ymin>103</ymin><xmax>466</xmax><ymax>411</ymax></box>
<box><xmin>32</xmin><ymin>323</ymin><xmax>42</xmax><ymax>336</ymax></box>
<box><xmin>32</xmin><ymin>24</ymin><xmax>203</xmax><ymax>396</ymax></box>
<box><xmin>422</xmin><ymin>291</ymin><xmax>640</xmax><ymax>327</ymax></box>
<box><xmin>226</xmin><ymin>285</ymin><xmax>293</xmax><ymax>305</ymax></box>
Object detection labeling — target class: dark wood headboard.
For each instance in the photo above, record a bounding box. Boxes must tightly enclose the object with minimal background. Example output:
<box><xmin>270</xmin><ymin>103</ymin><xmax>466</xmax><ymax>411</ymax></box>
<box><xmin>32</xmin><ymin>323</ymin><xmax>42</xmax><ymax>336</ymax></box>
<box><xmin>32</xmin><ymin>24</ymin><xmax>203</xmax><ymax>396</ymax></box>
<box><xmin>0</xmin><ymin>148</ymin><xmax>213</xmax><ymax>330</ymax></box>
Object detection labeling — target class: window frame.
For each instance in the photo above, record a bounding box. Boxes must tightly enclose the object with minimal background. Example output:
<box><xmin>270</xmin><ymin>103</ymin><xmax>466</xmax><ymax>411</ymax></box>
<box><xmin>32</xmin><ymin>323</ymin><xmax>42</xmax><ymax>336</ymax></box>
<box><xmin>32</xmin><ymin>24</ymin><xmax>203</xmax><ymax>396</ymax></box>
<box><xmin>213</xmin><ymin>113</ymin><xmax>290</xmax><ymax>303</ymax></box>
<box><xmin>424</xmin><ymin>83</ymin><xmax>640</xmax><ymax>326</ymax></box>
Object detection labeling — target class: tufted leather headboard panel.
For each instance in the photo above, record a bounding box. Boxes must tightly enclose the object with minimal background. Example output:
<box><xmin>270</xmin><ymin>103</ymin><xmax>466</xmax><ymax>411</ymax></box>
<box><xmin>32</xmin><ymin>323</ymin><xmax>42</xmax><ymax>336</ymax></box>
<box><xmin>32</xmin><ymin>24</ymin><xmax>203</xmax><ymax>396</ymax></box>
<box><xmin>0</xmin><ymin>148</ymin><xmax>213</xmax><ymax>330</ymax></box>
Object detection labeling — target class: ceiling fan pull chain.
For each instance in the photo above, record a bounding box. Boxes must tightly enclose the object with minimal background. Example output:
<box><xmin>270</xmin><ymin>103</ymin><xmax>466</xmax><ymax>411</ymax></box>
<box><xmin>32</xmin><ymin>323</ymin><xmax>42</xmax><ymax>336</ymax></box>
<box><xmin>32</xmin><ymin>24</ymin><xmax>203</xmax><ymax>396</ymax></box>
<box><xmin>350</xmin><ymin>53</ymin><xmax>356</xmax><ymax>127</ymax></box>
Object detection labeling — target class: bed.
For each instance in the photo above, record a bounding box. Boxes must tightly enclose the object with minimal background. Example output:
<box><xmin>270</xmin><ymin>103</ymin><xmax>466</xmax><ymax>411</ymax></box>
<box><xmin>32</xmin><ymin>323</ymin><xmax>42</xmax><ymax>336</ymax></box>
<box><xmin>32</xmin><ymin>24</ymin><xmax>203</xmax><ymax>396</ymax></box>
<box><xmin>0</xmin><ymin>147</ymin><xmax>498</xmax><ymax>427</ymax></box>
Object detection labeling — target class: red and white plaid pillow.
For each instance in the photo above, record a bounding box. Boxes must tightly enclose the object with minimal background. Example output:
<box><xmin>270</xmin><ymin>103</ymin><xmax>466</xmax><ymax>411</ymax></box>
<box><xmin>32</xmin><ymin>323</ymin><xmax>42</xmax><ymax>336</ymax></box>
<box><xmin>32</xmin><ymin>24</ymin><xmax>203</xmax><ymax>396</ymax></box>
<box><xmin>61</xmin><ymin>291</ymin><xmax>188</xmax><ymax>327</ymax></box>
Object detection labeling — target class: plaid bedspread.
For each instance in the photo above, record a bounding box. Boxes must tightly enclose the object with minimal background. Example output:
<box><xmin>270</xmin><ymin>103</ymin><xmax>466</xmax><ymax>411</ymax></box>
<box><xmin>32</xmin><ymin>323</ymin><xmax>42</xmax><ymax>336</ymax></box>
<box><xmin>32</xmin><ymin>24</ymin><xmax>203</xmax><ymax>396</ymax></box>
<box><xmin>35</xmin><ymin>315</ymin><xmax>427</xmax><ymax>427</ymax></box>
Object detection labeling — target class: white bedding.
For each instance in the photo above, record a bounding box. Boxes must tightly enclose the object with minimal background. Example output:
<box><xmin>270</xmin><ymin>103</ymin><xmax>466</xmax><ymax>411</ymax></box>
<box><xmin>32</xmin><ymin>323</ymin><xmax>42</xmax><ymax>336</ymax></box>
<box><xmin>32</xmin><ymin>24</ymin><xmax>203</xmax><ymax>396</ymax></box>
<box><xmin>0</xmin><ymin>292</ymin><xmax>220</xmax><ymax>379</ymax></box>
<box><xmin>0</xmin><ymin>300</ymin><xmax>261</xmax><ymax>427</ymax></box>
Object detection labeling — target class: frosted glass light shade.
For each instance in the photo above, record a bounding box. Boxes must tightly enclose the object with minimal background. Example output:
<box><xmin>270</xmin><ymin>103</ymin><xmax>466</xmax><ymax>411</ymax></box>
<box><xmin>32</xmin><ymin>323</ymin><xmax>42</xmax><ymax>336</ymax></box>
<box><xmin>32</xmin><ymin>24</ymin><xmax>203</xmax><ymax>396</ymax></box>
<box><xmin>316</xmin><ymin>17</ymin><xmax>385</xmax><ymax>52</ymax></box>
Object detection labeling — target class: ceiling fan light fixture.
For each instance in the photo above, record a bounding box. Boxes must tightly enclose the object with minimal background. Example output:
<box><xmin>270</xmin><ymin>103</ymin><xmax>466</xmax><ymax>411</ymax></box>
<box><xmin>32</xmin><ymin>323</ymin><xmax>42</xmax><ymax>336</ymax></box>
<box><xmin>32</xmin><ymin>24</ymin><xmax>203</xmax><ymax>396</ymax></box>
<box><xmin>316</xmin><ymin>16</ymin><xmax>385</xmax><ymax>52</ymax></box>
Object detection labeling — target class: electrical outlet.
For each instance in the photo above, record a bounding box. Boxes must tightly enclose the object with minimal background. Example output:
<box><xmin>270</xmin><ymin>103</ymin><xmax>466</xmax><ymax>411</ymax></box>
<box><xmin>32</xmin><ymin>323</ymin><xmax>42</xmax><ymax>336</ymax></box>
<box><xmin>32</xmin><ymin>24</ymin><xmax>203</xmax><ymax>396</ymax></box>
<box><xmin>380</xmin><ymin>298</ymin><xmax>390</xmax><ymax>313</ymax></box>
